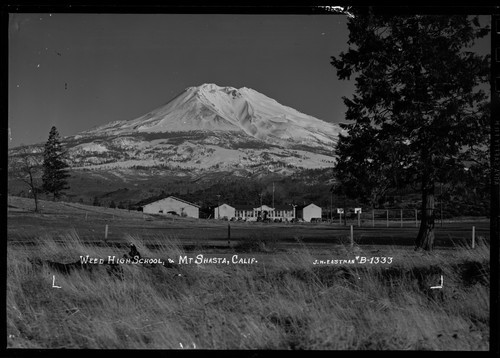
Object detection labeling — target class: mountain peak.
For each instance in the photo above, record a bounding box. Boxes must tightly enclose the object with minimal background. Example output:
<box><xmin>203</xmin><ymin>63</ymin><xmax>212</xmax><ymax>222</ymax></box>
<box><xmin>188</xmin><ymin>83</ymin><xmax>225</xmax><ymax>91</ymax></box>
<box><xmin>189</xmin><ymin>83</ymin><xmax>243</xmax><ymax>98</ymax></box>
<box><xmin>82</xmin><ymin>84</ymin><xmax>342</xmax><ymax>149</ymax></box>
<box><xmin>189</xmin><ymin>83</ymin><xmax>261</xmax><ymax>96</ymax></box>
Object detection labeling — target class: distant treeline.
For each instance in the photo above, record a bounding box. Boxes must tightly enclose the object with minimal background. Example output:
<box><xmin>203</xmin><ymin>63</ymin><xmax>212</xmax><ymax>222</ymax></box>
<box><xmin>11</xmin><ymin>164</ymin><xmax>488</xmax><ymax>219</ymax></box>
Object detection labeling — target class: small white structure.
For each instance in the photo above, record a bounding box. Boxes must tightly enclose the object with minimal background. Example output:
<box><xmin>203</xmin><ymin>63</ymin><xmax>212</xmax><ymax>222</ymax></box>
<box><xmin>142</xmin><ymin>196</ymin><xmax>200</xmax><ymax>218</ymax></box>
<box><xmin>214</xmin><ymin>203</ymin><xmax>235</xmax><ymax>219</ymax></box>
<box><xmin>296</xmin><ymin>203</ymin><xmax>322</xmax><ymax>222</ymax></box>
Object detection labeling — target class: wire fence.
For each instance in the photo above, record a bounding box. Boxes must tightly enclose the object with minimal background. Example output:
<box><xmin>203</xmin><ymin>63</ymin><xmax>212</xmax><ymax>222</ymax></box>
<box><xmin>322</xmin><ymin>208</ymin><xmax>485</xmax><ymax>228</ymax></box>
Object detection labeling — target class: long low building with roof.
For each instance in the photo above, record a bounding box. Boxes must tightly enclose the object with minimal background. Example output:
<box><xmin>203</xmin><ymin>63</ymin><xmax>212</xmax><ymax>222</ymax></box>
<box><xmin>214</xmin><ymin>203</ymin><xmax>296</xmax><ymax>221</ymax></box>
<box><xmin>142</xmin><ymin>196</ymin><xmax>200</xmax><ymax>218</ymax></box>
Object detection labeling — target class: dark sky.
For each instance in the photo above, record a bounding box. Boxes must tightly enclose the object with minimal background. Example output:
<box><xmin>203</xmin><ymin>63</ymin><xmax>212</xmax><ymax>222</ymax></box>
<box><xmin>8</xmin><ymin>12</ymin><xmax>490</xmax><ymax>148</ymax></box>
<box><xmin>8</xmin><ymin>13</ymin><xmax>355</xmax><ymax>147</ymax></box>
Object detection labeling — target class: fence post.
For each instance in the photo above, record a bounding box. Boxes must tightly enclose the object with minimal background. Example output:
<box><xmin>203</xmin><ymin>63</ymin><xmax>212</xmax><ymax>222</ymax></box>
<box><xmin>472</xmin><ymin>226</ymin><xmax>475</xmax><ymax>249</ymax></box>
<box><xmin>372</xmin><ymin>210</ymin><xmax>375</xmax><ymax>227</ymax></box>
<box><xmin>350</xmin><ymin>225</ymin><xmax>354</xmax><ymax>247</ymax></box>
<box><xmin>400</xmin><ymin>209</ymin><xmax>403</xmax><ymax>228</ymax></box>
<box><xmin>105</xmin><ymin>224</ymin><xmax>108</xmax><ymax>239</ymax></box>
<box><xmin>415</xmin><ymin>209</ymin><xmax>418</xmax><ymax>228</ymax></box>
<box><xmin>441</xmin><ymin>201</ymin><xmax>443</xmax><ymax>227</ymax></box>
<box><xmin>85</xmin><ymin>213</ymin><xmax>88</xmax><ymax>221</ymax></box>
<box><xmin>386</xmin><ymin>210</ymin><xmax>389</xmax><ymax>228</ymax></box>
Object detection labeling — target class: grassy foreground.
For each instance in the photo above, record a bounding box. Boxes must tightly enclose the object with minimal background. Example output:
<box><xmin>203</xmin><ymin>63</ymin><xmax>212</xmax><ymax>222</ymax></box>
<box><xmin>7</xmin><ymin>232</ymin><xmax>489</xmax><ymax>350</ymax></box>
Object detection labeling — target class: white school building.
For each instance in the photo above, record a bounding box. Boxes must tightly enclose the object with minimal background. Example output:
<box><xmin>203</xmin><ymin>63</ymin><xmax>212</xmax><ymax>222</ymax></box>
<box><xmin>142</xmin><ymin>196</ymin><xmax>200</xmax><ymax>218</ymax></box>
<box><xmin>214</xmin><ymin>204</ymin><xmax>296</xmax><ymax>221</ymax></box>
<box><xmin>295</xmin><ymin>203</ymin><xmax>322</xmax><ymax>222</ymax></box>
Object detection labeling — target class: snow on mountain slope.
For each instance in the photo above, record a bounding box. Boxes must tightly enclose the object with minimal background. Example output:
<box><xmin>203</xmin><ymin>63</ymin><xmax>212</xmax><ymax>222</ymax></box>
<box><xmin>82</xmin><ymin>83</ymin><xmax>342</xmax><ymax>149</ymax></box>
<box><xmin>8</xmin><ymin>84</ymin><xmax>342</xmax><ymax>178</ymax></box>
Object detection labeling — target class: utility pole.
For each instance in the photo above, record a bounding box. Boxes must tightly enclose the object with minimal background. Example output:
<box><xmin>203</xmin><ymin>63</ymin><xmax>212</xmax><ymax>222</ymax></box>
<box><xmin>291</xmin><ymin>203</ymin><xmax>297</xmax><ymax>221</ymax></box>
<box><xmin>439</xmin><ymin>182</ymin><xmax>443</xmax><ymax>227</ymax></box>
<box><xmin>259</xmin><ymin>193</ymin><xmax>263</xmax><ymax>220</ymax></box>
<box><xmin>272</xmin><ymin>182</ymin><xmax>275</xmax><ymax>219</ymax></box>
<box><xmin>343</xmin><ymin>194</ymin><xmax>347</xmax><ymax>226</ymax></box>
<box><xmin>330</xmin><ymin>191</ymin><xmax>333</xmax><ymax>222</ymax></box>
<box><xmin>216</xmin><ymin>194</ymin><xmax>221</xmax><ymax>219</ymax></box>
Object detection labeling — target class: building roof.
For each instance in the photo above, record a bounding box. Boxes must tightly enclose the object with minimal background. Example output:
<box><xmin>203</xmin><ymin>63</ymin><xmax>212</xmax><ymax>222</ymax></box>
<box><xmin>215</xmin><ymin>203</ymin><xmax>235</xmax><ymax>209</ymax></box>
<box><xmin>295</xmin><ymin>203</ymin><xmax>321</xmax><ymax>210</ymax></box>
<box><xmin>142</xmin><ymin>196</ymin><xmax>200</xmax><ymax>208</ymax></box>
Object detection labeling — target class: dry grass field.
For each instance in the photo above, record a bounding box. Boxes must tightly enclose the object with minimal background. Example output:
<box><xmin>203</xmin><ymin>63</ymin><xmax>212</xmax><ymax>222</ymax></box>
<box><xmin>7</xmin><ymin>196</ymin><xmax>490</xmax><ymax>350</ymax></box>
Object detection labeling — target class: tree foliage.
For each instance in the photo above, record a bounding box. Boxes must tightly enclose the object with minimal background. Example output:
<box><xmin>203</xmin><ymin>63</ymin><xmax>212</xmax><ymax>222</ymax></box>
<box><xmin>331</xmin><ymin>13</ymin><xmax>490</xmax><ymax>250</ymax></box>
<box><xmin>42</xmin><ymin>126</ymin><xmax>70</xmax><ymax>200</ymax></box>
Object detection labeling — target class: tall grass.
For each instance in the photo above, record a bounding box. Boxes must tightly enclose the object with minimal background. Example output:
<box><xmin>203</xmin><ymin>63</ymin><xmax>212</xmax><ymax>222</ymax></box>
<box><xmin>7</xmin><ymin>233</ymin><xmax>489</xmax><ymax>350</ymax></box>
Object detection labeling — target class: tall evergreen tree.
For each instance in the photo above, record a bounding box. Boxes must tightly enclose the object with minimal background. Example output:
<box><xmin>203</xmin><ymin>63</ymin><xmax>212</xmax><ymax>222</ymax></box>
<box><xmin>331</xmin><ymin>13</ymin><xmax>490</xmax><ymax>250</ymax></box>
<box><xmin>42</xmin><ymin>126</ymin><xmax>70</xmax><ymax>201</ymax></box>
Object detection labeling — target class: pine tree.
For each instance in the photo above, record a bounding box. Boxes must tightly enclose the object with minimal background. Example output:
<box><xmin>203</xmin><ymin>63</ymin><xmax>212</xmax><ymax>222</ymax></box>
<box><xmin>42</xmin><ymin>126</ymin><xmax>70</xmax><ymax>201</ymax></box>
<box><xmin>331</xmin><ymin>12</ymin><xmax>490</xmax><ymax>251</ymax></box>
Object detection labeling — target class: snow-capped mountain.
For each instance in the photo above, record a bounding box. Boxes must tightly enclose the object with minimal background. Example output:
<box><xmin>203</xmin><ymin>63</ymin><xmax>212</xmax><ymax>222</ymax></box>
<box><xmin>82</xmin><ymin>83</ymin><xmax>341</xmax><ymax>149</ymax></box>
<box><xmin>12</xmin><ymin>84</ymin><xmax>343</xmax><ymax>178</ymax></box>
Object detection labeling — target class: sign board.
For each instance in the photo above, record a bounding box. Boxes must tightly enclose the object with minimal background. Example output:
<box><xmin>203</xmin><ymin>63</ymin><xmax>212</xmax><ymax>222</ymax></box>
<box><xmin>354</xmin><ymin>208</ymin><xmax>362</xmax><ymax>214</ymax></box>
<box><xmin>337</xmin><ymin>208</ymin><xmax>344</xmax><ymax>214</ymax></box>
